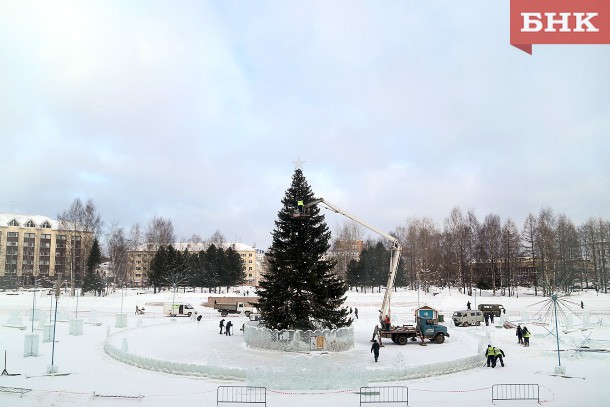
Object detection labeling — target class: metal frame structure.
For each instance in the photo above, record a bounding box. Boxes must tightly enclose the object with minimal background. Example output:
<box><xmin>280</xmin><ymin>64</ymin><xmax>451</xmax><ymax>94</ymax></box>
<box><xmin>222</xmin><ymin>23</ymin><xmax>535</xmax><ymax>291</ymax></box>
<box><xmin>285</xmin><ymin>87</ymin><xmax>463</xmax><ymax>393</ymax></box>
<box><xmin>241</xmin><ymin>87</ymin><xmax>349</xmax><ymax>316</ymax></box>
<box><xmin>302</xmin><ymin>198</ymin><xmax>402</xmax><ymax>324</ymax></box>
<box><xmin>359</xmin><ymin>386</ymin><xmax>409</xmax><ymax>406</ymax></box>
<box><xmin>216</xmin><ymin>386</ymin><xmax>267</xmax><ymax>406</ymax></box>
<box><xmin>491</xmin><ymin>384</ymin><xmax>540</xmax><ymax>404</ymax></box>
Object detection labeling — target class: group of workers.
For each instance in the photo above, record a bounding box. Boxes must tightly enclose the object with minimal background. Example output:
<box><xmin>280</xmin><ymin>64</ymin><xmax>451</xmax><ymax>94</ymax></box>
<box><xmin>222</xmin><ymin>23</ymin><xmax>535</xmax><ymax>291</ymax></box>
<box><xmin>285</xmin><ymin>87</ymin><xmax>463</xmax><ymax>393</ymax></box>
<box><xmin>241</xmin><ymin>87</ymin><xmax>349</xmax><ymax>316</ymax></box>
<box><xmin>516</xmin><ymin>324</ymin><xmax>531</xmax><ymax>346</ymax></box>
<box><xmin>219</xmin><ymin>319</ymin><xmax>233</xmax><ymax>336</ymax></box>
<box><xmin>485</xmin><ymin>345</ymin><xmax>506</xmax><ymax>367</ymax></box>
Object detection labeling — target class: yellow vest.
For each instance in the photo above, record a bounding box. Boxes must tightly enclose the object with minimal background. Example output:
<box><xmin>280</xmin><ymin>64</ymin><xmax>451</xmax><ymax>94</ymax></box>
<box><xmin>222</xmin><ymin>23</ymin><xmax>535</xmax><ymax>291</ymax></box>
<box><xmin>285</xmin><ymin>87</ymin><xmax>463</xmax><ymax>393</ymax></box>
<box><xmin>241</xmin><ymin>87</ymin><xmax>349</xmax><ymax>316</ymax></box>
<box><xmin>486</xmin><ymin>347</ymin><xmax>495</xmax><ymax>356</ymax></box>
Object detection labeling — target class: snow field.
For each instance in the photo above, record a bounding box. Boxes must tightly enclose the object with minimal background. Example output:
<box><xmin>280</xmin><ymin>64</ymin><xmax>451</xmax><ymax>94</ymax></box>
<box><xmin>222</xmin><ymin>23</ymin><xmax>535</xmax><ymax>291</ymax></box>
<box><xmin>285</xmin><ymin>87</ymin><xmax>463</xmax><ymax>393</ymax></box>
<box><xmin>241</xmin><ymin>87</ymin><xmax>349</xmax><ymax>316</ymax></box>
<box><xmin>0</xmin><ymin>287</ymin><xmax>609</xmax><ymax>406</ymax></box>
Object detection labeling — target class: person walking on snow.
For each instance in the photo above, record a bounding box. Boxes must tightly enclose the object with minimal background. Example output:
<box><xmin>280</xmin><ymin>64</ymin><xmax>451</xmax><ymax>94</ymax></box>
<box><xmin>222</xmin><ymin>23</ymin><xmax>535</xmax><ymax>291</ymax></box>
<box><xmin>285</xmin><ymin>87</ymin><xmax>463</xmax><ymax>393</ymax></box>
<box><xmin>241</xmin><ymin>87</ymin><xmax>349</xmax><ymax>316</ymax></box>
<box><xmin>467</xmin><ymin>301</ymin><xmax>471</xmax><ymax>310</ymax></box>
<box><xmin>494</xmin><ymin>347</ymin><xmax>506</xmax><ymax>367</ymax></box>
<box><xmin>371</xmin><ymin>340</ymin><xmax>381</xmax><ymax>362</ymax></box>
<box><xmin>485</xmin><ymin>344</ymin><xmax>496</xmax><ymax>367</ymax></box>
<box><xmin>225</xmin><ymin>321</ymin><xmax>233</xmax><ymax>336</ymax></box>
<box><xmin>219</xmin><ymin>319</ymin><xmax>225</xmax><ymax>334</ymax></box>
<box><xmin>516</xmin><ymin>324</ymin><xmax>523</xmax><ymax>344</ymax></box>
<box><xmin>522</xmin><ymin>326</ymin><xmax>531</xmax><ymax>347</ymax></box>
<box><xmin>354</xmin><ymin>308</ymin><xmax>359</xmax><ymax>319</ymax></box>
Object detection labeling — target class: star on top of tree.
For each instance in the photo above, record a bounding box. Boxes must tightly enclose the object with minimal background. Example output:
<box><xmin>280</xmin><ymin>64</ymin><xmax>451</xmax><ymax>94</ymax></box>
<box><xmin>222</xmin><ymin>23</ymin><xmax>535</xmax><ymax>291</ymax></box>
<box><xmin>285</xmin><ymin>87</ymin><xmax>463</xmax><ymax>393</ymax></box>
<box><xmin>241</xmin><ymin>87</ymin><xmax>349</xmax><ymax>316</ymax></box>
<box><xmin>292</xmin><ymin>158</ymin><xmax>306</xmax><ymax>170</ymax></box>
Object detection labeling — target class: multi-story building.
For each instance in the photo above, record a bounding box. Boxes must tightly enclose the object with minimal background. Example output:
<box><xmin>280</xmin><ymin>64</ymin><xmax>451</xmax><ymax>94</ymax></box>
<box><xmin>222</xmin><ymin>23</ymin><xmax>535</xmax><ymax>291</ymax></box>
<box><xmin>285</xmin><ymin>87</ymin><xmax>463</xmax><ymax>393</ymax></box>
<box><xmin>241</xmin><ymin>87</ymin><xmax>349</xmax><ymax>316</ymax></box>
<box><xmin>330</xmin><ymin>239</ymin><xmax>364</xmax><ymax>278</ymax></box>
<box><xmin>0</xmin><ymin>213</ymin><xmax>93</xmax><ymax>289</ymax></box>
<box><xmin>126</xmin><ymin>242</ymin><xmax>266</xmax><ymax>287</ymax></box>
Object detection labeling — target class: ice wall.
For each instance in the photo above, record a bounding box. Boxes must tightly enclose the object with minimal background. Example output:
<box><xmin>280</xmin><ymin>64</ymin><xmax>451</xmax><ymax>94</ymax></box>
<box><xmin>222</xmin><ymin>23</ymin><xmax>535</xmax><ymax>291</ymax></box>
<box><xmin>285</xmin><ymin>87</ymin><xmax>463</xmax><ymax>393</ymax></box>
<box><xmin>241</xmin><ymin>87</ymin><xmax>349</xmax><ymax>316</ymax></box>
<box><xmin>246</xmin><ymin>354</ymin><xmax>368</xmax><ymax>389</ymax></box>
<box><xmin>104</xmin><ymin>341</ymin><xmax>247</xmax><ymax>381</ymax></box>
<box><xmin>104</xmin><ymin>330</ymin><xmax>484</xmax><ymax>390</ymax></box>
<box><xmin>243</xmin><ymin>324</ymin><xmax>354</xmax><ymax>352</ymax></box>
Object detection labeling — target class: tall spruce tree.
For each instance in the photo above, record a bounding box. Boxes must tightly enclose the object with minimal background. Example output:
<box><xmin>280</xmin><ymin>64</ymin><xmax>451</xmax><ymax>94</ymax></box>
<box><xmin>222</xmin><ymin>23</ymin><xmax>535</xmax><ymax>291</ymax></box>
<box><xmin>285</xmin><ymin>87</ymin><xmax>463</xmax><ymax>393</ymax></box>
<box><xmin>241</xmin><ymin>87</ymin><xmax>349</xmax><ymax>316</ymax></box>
<box><xmin>258</xmin><ymin>169</ymin><xmax>350</xmax><ymax>330</ymax></box>
<box><xmin>82</xmin><ymin>238</ymin><xmax>103</xmax><ymax>295</ymax></box>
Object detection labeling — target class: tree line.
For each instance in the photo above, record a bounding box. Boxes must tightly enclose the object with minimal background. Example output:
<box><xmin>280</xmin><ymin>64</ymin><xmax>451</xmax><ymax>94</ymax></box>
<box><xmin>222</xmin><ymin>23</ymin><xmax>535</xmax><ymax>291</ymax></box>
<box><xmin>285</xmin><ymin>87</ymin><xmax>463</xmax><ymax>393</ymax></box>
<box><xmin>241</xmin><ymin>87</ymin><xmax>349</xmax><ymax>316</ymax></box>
<box><xmin>148</xmin><ymin>244</ymin><xmax>244</xmax><ymax>293</ymax></box>
<box><xmin>57</xmin><ymin>197</ymin><xmax>610</xmax><ymax>300</ymax></box>
<box><xmin>333</xmin><ymin>207</ymin><xmax>609</xmax><ymax>297</ymax></box>
<box><xmin>47</xmin><ymin>197</ymin><xmax>239</xmax><ymax>295</ymax></box>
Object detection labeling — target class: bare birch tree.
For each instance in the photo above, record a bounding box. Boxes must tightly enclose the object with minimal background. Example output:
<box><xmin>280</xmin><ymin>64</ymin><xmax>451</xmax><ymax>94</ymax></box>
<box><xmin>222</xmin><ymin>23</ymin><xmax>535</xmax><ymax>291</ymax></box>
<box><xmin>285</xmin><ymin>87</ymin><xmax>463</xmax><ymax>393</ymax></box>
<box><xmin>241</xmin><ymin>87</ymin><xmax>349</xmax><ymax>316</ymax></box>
<box><xmin>331</xmin><ymin>221</ymin><xmax>364</xmax><ymax>280</ymax></box>
<box><xmin>555</xmin><ymin>214</ymin><xmax>580</xmax><ymax>292</ymax></box>
<box><xmin>443</xmin><ymin>207</ymin><xmax>477</xmax><ymax>294</ymax></box>
<box><xmin>107</xmin><ymin>224</ymin><xmax>129</xmax><ymax>289</ymax></box>
<box><xmin>522</xmin><ymin>213</ymin><xmax>539</xmax><ymax>295</ymax></box>
<box><xmin>57</xmin><ymin>198</ymin><xmax>103</xmax><ymax>296</ymax></box>
<box><xmin>501</xmin><ymin>218</ymin><xmax>521</xmax><ymax>296</ymax></box>
<box><xmin>481</xmin><ymin>213</ymin><xmax>502</xmax><ymax>295</ymax></box>
<box><xmin>145</xmin><ymin>216</ymin><xmax>175</xmax><ymax>250</ymax></box>
<box><xmin>536</xmin><ymin>207</ymin><xmax>556</xmax><ymax>295</ymax></box>
<box><xmin>208</xmin><ymin>230</ymin><xmax>226</xmax><ymax>246</ymax></box>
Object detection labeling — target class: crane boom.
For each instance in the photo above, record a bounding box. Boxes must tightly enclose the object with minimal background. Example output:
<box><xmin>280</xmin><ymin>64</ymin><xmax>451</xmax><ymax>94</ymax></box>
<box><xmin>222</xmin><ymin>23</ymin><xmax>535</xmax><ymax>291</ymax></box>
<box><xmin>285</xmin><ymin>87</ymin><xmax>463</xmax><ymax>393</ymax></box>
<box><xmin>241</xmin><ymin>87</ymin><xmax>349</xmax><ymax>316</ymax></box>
<box><xmin>303</xmin><ymin>198</ymin><xmax>402</xmax><ymax>324</ymax></box>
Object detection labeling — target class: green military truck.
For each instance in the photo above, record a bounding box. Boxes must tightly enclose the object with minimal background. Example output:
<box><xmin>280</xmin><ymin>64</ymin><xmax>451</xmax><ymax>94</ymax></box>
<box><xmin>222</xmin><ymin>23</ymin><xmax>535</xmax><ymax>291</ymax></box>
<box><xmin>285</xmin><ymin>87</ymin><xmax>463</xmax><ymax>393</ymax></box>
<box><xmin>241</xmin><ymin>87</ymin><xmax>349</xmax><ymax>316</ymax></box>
<box><xmin>477</xmin><ymin>304</ymin><xmax>506</xmax><ymax>317</ymax></box>
<box><xmin>376</xmin><ymin>316</ymin><xmax>449</xmax><ymax>345</ymax></box>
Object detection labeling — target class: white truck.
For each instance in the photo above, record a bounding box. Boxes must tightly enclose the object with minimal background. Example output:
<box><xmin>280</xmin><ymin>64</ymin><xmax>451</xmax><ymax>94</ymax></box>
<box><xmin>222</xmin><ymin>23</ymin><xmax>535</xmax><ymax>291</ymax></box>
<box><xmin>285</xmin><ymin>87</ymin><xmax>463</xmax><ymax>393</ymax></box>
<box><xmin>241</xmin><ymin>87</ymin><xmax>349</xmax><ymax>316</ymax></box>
<box><xmin>214</xmin><ymin>301</ymin><xmax>256</xmax><ymax>317</ymax></box>
<box><xmin>452</xmin><ymin>310</ymin><xmax>484</xmax><ymax>326</ymax></box>
<box><xmin>163</xmin><ymin>302</ymin><xmax>197</xmax><ymax>317</ymax></box>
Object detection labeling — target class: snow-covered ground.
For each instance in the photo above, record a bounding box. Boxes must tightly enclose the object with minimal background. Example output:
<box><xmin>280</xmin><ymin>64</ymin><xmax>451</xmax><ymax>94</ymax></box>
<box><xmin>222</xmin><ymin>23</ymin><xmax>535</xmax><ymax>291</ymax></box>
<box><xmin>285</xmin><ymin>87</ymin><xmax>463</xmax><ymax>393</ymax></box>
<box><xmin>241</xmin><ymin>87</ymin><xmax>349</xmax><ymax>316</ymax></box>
<box><xmin>1</xmin><ymin>286</ymin><xmax>609</xmax><ymax>406</ymax></box>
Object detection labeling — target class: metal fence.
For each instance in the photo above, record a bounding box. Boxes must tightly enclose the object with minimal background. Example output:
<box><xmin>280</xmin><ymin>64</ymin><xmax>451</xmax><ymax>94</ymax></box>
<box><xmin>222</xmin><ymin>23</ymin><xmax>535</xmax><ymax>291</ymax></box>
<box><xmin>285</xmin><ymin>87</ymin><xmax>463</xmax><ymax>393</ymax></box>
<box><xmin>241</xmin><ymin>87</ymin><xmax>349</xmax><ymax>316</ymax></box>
<box><xmin>217</xmin><ymin>386</ymin><xmax>267</xmax><ymax>406</ymax></box>
<box><xmin>359</xmin><ymin>386</ymin><xmax>408</xmax><ymax>406</ymax></box>
<box><xmin>0</xmin><ymin>386</ymin><xmax>32</xmax><ymax>398</ymax></box>
<box><xmin>492</xmin><ymin>384</ymin><xmax>539</xmax><ymax>404</ymax></box>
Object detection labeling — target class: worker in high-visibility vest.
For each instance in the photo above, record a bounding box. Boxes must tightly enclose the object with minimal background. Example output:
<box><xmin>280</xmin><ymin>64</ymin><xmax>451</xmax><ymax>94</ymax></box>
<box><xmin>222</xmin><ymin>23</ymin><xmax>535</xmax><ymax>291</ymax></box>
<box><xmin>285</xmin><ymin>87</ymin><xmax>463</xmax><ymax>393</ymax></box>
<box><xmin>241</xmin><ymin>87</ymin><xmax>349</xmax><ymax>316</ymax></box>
<box><xmin>494</xmin><ymin>347</ymin><xmax>506</xmax><ymax>367</ymax></box>
<box><xmin>485</xmin><ymin>344</ymin><xmax>496</xmax><ymax>367</ymax></box>
<box><xmin>522</xmin><ymin>326</ymin><xmax>531</xmax><ymax>347</ymax></box>
<box><xmin>297</xmin><ymin>200</ymin><xmax>304</xmax><ymax>214</ymax></box>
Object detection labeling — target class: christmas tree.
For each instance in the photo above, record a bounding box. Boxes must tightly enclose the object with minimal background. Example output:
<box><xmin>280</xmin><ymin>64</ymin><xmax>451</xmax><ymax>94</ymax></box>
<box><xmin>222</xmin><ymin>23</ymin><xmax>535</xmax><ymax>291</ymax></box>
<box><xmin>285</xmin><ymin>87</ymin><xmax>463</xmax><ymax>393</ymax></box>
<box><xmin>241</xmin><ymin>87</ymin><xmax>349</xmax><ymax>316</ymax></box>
<box><xmin>257</xmin><ymin>168</ymin><xmax>351</xmax><ymax>330</ymax></box>
<box><xmin>82</xmin><ymin>238</ymin><xmax>104</xmax><ymax>295</ymax></box>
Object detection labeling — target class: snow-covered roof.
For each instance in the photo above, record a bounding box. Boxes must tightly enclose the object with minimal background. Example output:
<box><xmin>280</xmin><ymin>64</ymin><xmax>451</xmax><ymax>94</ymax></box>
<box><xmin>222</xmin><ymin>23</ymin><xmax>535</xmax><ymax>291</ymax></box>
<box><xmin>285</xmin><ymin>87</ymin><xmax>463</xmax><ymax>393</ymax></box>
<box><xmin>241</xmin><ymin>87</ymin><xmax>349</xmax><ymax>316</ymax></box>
<box><xmin>0</xmin><ymin>212</ymin><xmax>60</xmax><ymax>229</ymax></box>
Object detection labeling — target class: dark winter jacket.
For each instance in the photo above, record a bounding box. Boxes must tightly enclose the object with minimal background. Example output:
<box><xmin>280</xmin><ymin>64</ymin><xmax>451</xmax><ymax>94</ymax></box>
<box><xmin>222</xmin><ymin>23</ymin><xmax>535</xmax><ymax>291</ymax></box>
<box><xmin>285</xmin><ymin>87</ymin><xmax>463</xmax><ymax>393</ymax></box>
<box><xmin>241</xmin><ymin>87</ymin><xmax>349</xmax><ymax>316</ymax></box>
<box><xmin>371</xmin><ymin>342</ymin><xmax>380</xmax><ymax>354</ymax></box>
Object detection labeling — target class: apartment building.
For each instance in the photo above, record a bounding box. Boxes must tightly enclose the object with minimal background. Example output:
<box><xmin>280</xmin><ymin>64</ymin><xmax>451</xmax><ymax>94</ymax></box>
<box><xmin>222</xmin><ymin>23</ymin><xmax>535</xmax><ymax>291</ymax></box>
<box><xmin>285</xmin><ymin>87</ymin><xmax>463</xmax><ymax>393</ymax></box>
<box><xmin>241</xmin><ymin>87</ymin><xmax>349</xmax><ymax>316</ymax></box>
<box><xmin>0</xmin><ymin>213</ymin><xmax>93</xmax><ymax>289</ymax></box>
<box><xmin>126</xmin><ymin>242</ymin><xmax>266</xmax><ymax>287</ymax></box>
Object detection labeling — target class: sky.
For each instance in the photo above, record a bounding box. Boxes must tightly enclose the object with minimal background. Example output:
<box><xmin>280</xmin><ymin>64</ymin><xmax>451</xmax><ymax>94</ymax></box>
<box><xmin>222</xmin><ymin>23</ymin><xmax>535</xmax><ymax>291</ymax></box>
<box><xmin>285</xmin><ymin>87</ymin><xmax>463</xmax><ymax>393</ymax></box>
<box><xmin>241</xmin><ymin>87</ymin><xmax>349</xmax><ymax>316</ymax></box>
<box><xmin>1</xmin><ymin>1</ymin><xmax>609</xmax><ymax>251</ymax></box>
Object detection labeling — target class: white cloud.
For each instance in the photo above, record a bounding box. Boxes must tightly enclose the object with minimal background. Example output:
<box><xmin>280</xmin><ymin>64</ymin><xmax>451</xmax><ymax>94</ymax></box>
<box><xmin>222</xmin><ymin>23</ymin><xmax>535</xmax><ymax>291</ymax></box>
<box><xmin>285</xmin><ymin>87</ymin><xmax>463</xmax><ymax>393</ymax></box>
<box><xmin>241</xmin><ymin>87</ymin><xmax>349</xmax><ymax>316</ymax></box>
<box><xmin>1</xmin><ymin>1</ymin><xmax>608</xmax><ymax>249</ymax></box>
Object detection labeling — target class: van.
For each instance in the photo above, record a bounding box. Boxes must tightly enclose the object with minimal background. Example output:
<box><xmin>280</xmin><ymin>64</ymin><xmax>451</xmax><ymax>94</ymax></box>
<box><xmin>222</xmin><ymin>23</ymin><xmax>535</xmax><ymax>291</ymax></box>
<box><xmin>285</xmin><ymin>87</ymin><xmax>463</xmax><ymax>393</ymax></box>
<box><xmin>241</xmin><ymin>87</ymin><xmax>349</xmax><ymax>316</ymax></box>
<box><xmin>163</xmin><ymin>302</ymin><xmax>197</xmax><ymax>317</ymax></box>
<box><xmin>477</xmin><ymin>304</ymin><xmax>505</xmax><ymax>317</ymax></box>
<box><xmin>452</xmin><ymin>310</ymin><xmax>484</xmax><ymax>326</ymax></box>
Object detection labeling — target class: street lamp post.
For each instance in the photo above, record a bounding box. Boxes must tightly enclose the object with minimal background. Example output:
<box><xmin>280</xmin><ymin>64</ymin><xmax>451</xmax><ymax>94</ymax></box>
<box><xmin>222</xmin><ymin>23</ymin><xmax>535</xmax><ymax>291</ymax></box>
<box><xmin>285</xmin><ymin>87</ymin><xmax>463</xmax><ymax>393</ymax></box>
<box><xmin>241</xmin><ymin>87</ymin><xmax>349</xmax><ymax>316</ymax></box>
<box><xmin>31</xmin><ymin>276</ymin><xmax>37</xmax><ymax>333</ymax></box>
<box><xmin>50</xmin><ymin>273</ymin><xmax>62</xmax><ymax>374</ymax></box>
<box><xmin>417</xmin><ymin>269</ymin><xmax>420</xmax><ymax>308</ymax></box>
<box><xmin>474</xmin><ymin>289</ymin><xmax>477</xmax><ymax>309</ymax></box>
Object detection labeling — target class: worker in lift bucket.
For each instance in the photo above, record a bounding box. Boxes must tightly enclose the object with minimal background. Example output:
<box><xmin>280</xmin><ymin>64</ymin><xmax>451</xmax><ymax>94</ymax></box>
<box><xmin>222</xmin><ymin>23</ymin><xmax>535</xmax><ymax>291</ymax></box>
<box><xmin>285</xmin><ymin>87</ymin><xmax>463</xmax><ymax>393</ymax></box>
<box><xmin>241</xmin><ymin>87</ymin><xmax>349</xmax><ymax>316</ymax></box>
<box><xmin>297</xmin><ymin>200</ymin><xmax>304</xmax><ymax>214</ymax></box>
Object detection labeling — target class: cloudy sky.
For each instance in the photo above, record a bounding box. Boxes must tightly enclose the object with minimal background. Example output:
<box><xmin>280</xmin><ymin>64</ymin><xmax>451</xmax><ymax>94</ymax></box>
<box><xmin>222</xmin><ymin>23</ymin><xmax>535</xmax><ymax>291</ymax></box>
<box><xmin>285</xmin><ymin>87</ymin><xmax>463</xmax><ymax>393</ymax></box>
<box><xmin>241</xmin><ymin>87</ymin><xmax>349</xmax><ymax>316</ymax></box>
<box><xmin>1</xmin><ymin>1</ymin><xmax>608</xmax><ymax>250</ymax></box>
